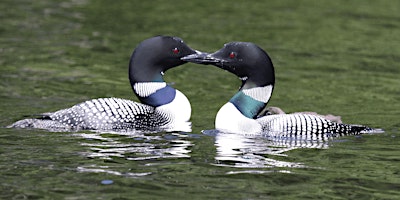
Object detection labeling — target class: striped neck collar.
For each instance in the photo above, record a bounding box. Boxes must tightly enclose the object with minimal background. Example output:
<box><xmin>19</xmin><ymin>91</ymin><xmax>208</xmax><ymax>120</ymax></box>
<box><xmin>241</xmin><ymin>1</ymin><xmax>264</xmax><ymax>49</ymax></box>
<box><xmin>229</xmin><ymin>84</ymin><xmax>273</xmax><ymax>118</ymax></box>
<box><xmin>133</xmin><ymin>82</ymin><xmax>176</xmax><ymax>107</ymax></box>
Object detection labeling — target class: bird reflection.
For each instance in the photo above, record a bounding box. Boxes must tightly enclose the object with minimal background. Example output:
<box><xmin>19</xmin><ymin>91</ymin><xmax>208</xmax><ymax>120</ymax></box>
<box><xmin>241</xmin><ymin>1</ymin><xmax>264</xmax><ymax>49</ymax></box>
<box><xmin>204</xmin><ymin>130</ymin><xmax>330</xmax><ymax>169</ymax></box>
<box><xmin>74</xmin><ymin>131</ymin><xmax>192</xmax><ymax>160</ymax></box>
<box><xmin>72</xmin><ymin>131</ymin><xmax>194</xmax><ymax>177</ymax></box>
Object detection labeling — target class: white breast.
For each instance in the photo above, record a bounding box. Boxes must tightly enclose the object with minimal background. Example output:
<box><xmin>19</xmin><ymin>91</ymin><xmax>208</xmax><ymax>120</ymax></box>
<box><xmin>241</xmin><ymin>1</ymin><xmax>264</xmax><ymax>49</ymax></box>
<box><xmin>215</xmin><ymin>102</ymin><xmax>262</xmax><ymax>134</ymax></box>
<box><xmin>156</xmin><ymin>89</ymin><xmax>192</xmax><ymax>132</ymax></box>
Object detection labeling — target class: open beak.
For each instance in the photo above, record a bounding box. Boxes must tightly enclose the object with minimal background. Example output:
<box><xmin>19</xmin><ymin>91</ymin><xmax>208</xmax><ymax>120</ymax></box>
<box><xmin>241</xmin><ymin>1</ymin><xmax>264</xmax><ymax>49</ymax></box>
<box><xmin>181</xmin><ymin>51</ymin><xmax>222</xmax><ymax>65</ymax></box>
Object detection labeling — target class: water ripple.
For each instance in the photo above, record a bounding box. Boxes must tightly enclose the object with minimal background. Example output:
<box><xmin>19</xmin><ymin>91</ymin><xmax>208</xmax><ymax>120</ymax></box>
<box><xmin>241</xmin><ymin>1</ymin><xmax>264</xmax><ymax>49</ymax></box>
<box><xmin>77</xmin><ymin>164</ymin><xmax>152</xmax><ymax>177</ymax></box>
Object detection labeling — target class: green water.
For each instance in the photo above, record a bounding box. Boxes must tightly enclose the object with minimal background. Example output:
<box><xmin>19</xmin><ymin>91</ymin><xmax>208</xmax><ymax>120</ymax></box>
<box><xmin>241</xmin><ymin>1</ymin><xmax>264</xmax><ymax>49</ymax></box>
<box><xmin>1</xmin><ymin>0</ymin><xmax>399</xmax><ymax>199</ymax></box>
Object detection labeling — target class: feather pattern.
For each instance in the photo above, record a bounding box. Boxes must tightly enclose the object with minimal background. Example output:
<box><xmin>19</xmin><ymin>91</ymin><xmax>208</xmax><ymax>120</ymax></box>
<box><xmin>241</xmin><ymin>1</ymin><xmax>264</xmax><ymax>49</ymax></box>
<box><xmin>133</xmin><ymin>82</ymin><xmax>167</xmax><ymax>97</ymax></box>
<box><xmin>258</xmin><ymin>113</ymin><xmax>372</xmax><ymax>139</ymax></box>
<box><xmin>9</xmin><ymin>98</ymin><xmax>172</xmax><ymax>131</ymax></box>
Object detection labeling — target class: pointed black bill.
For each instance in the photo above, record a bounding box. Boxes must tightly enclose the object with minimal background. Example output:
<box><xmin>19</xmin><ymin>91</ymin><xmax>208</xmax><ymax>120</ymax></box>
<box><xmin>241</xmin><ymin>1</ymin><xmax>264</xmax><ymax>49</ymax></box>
<box><xmin>181</xmin><ymin>52</ymin><xmax>222</xmax><ymax>65</ymax></box>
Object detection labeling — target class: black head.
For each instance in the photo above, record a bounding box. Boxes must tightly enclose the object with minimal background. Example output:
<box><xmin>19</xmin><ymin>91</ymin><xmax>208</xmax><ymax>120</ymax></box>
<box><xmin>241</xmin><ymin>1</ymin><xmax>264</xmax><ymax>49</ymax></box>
<box><xmin>129</xmin><ymin>36</ymin><xmax>198</xmax><ymax>83</ymax></box>
<box><xmin>182</xmin><ymin>42</ymin><xmax>275</xmax><ymax>89</ymax></box>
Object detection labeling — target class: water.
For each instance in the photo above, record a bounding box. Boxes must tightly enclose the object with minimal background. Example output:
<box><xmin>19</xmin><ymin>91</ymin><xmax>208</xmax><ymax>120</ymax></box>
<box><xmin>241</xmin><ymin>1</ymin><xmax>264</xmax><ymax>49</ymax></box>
<box><xmin>1</xmin><ymin>0</ymin><xmax>399</xmax><ymax>199</ymax></box>
<box><xmin>1</xmin><ymin>128</ymin><xmax>398</xmax><ymax>199</ymax></box>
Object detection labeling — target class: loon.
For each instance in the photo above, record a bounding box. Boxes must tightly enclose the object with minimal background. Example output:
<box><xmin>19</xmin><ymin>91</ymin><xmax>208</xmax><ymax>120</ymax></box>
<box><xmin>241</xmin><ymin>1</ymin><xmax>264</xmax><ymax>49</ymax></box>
<box><xmin>182</xmin><ymin>42</ymin><xmax>379</xmax><ymax>138</ymax></box>
<box><xmin>8</xmin><ymin>36</ymin><xmax>200</xmax><ymax>132</ymax></box>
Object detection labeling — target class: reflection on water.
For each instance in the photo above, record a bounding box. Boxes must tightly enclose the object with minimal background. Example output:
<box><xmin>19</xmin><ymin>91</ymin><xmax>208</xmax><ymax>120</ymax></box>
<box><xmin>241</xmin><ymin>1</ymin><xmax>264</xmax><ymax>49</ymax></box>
<box><xmin>204</xmin><ymin>130</ymin><xmax>330</xmax><ymax>170</ymax></box>
<box><xmin>72</xmin><ymin>129</ymin><xmax>332</xmax><ymax>176</ymax></box>
<box><xmin>72</xmin><ymin>131</ymin><xmax>193</xmax><ymax>177</ymax></box>
<box><xmin>75</xmin><ymin>131</ymin><xmax>192</xmax><ymax>160</ymax></box>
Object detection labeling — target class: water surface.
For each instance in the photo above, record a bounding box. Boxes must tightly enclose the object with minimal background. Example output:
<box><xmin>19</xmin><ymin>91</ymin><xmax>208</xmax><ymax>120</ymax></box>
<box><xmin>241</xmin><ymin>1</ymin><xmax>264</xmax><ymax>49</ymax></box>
<box><xmin>1</xmin><ymin>0</ymin><xmax>399</xmax><ymax>199</ymax></box>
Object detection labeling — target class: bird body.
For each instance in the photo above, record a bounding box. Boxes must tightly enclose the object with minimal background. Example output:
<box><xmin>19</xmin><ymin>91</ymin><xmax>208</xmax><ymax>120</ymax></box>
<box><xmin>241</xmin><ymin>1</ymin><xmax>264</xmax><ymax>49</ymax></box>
<box><xmin>182</xmin><ymin>42</ymin><xmax>381</xmax><ymax>137</ymax></box>
<box><xmin>9</xmin><ymin>36</ymin><xmax>197</xmax><ymax>132</ymax></box>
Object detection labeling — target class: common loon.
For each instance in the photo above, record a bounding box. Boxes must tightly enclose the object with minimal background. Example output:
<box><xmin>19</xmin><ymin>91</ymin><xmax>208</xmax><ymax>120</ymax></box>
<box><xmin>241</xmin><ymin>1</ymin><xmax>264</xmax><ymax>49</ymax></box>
<box><xmin>8</xmin><ymin>36</ymin><xmax>200</xmax><ymax>132</ymax></box>
<box><xmin>182</xmin><ymin>42</ymin><xmax>380</xmax><ymax>138</ymax></box>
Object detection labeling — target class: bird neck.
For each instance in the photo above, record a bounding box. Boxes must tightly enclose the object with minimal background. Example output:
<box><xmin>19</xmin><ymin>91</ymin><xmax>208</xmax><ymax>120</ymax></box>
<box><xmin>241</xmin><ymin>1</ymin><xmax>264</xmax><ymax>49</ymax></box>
<box><xmin>129</xmin><ymin>54</ymin><xmax>174</xmax><ymax>107</ymax></box>
<box><xmin>229</xmin><ymin>84</ymin><xmax>274</xmax><ymax>119</ymax></box>
<box><xmin>133</xmin><ymin>82</ymin><xmax>176</xmax><ymax>107</ymax></box>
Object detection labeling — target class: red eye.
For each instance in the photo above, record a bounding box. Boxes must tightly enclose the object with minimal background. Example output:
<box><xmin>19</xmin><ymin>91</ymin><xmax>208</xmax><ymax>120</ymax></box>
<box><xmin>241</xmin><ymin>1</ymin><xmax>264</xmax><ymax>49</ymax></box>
<box><xmin>229</xmin><ymin>52</ymin><xmax>236</xmax><ymax>59</ymax></box>
<box><xmin>172</xmin><ymin>48</ymin><xmax>180</xmax><ymax>54</ymax></box>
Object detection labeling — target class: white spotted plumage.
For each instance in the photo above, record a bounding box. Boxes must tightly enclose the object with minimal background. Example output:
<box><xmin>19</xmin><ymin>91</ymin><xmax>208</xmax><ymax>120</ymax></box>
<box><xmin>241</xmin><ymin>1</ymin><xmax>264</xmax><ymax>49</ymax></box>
<box><xmin>258</xmin><ymin>113</ymin><xmax>333</xmax><ymax>140</ymax></box>
<box><xmin>9</xmin><ymin>88</ymin><xmax>192</xmax><ymax>132</ymax></box>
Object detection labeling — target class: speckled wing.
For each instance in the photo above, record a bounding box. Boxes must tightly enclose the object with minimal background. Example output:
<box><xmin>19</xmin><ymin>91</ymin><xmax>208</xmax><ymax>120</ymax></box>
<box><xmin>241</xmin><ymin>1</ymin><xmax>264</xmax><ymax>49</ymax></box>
<box><xmin>49</xmin><ymin>97</ymin><xmax>171</xmax><ymax>130</ymax></box>
<box><xmin>258</xmin><ymin>113</ymin><xmax>370</xmax><ymax>140</ymax></box>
